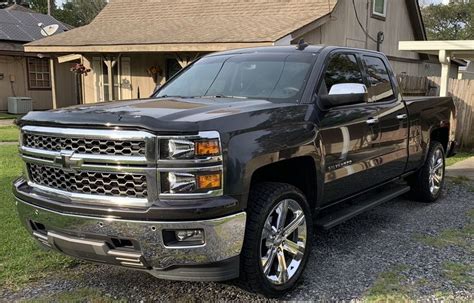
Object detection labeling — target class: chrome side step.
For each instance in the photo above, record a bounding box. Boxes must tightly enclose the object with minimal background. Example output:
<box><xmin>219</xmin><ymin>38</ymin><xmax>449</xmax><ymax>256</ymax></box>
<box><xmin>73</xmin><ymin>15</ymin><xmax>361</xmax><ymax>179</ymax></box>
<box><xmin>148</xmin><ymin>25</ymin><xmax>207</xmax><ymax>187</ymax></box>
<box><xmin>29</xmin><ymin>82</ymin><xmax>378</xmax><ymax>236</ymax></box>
<box><xmin>316</xmin><ymin>185</ymin><xmax>410</xmax><ymax>230</ymax></box>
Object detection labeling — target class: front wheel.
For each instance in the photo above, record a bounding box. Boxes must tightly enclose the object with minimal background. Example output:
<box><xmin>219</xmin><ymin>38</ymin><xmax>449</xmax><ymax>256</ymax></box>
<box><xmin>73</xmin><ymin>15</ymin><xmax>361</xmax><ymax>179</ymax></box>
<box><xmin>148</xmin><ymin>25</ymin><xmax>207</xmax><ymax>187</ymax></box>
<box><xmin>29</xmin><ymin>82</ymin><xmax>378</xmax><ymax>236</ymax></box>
<box><xmin>408</xmin><ymin>141</ymin><xmax>446</xmax><ymax>202</ymax></box>
<box><xmin>240</xmin><ymin>182</ymin><xmax>313</xmax><ymax>297</ymax></box>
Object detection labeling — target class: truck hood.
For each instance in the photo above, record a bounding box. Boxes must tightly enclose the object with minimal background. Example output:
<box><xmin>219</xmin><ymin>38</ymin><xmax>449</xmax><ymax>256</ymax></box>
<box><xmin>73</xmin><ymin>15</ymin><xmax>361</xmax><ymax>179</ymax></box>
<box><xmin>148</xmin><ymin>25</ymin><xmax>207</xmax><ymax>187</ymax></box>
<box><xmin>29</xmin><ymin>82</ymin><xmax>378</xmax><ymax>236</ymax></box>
<box><xmin>19</xmin><ymin>97</ymin><xmax>310</xmax><ymax>134</ymax></box>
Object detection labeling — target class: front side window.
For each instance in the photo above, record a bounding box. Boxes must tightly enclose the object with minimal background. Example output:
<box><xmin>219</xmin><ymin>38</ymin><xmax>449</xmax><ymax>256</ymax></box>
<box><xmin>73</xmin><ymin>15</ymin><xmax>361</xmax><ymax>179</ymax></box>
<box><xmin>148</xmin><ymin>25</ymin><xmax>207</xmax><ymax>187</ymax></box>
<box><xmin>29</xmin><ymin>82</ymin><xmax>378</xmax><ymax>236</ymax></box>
<box><xmin>320</xmin><ymin>53</ymin><xmax>364</xmax><ymax>96</ymax></box>
<box><xmin>372</xmin><ymin>0</ymin><xmax>387</xmax><ymax>18</ymax></box>
<box><xmin>155</xmin><ymin>53</ymin><xmax>316</xmax><ymax>103</ymax></box>
<box><xmin>363</xmin><ymin>56</ymin><xmax>394</xmax><ymax>102</ymax></box>
<box><xmin>27</xmin><ymin>58</ymin><xmax>51</xmax><ymax>90</ymax></box>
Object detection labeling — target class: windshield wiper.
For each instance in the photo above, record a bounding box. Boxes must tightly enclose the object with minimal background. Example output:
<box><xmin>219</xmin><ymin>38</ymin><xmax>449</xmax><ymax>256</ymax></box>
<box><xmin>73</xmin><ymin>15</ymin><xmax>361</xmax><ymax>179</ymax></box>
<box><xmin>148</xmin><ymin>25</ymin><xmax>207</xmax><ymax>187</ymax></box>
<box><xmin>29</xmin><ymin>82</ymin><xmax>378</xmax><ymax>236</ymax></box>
<box><xmin>201</xmin><ymin>95</ymin><xmax>249</xmax><ymax>99</ymax></box>
<box><xmin>155</xmin><ymin>95</ymin><xmax>195</xmax><ymax>99</ymax></box>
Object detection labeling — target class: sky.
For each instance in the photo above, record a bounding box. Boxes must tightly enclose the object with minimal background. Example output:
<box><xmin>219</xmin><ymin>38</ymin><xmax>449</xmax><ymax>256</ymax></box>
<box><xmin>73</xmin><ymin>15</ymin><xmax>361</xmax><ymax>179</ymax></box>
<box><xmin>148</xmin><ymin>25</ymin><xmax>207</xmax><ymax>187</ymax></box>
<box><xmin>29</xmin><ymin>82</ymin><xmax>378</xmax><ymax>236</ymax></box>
<box><xmin>419</xmin><ymin>0</ymin><xmax>449</xmax><ymax>4</ymax></box>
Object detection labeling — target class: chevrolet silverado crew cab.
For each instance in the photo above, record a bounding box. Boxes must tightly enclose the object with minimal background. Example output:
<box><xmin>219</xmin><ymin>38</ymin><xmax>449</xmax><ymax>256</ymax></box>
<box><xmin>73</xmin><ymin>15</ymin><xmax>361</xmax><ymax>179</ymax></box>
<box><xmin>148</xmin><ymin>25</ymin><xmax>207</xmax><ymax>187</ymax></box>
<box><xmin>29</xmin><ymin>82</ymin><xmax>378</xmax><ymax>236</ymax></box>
<box><xmin>14</xmin><ymin>45</ymin><xmax>456</xmax><ymax>297</ymax></box>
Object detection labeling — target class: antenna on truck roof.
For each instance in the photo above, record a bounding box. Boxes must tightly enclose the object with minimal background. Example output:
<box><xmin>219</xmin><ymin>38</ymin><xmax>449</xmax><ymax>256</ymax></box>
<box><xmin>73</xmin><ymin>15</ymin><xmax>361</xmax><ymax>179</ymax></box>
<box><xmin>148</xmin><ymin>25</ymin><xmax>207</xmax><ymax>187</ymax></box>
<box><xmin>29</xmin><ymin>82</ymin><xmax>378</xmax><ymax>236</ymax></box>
<box><xmin>296</xmin><ymin>39</ymin><xmax>309</xmax><ymax>51</ymax></box>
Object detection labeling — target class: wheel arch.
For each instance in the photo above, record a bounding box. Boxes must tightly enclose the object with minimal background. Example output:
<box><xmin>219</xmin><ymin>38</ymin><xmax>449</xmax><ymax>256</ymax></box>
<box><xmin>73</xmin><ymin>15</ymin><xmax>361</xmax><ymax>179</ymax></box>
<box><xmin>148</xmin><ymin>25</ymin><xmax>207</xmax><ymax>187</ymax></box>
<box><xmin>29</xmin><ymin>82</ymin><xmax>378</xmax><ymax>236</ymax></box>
<box><xmin>430</xmin><ymin>127</ymin><xmax>449</xmax><ymax>153</ymax></box>
<box><xmin>248</xmin><ymin>156</ymin><xmax>320</xmax><ymax>213</ymax></box>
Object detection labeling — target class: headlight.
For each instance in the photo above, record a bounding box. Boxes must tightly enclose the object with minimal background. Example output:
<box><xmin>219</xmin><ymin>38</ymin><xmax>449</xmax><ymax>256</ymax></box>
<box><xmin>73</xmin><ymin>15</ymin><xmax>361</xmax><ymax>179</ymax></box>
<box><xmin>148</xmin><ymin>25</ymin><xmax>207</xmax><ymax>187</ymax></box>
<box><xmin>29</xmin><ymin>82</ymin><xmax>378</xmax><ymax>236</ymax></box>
<box><xmin>195</xmin><ymin>139</ymin><xmax>220</xmax><ymax>156</ymax></box>
<box><xmin>162</xmin><ymin>171</ymin><xmax>222</xmax><ymax>194</ymax></box>
<box><xmin>161</xmin><ymin>137</ymin><xmax>221</xmax><ymax>159</ymax></box>
<box><xmin>159</xmin><ymin>131</ymin><xmax>223</xmax><ymax>197</ymax></box>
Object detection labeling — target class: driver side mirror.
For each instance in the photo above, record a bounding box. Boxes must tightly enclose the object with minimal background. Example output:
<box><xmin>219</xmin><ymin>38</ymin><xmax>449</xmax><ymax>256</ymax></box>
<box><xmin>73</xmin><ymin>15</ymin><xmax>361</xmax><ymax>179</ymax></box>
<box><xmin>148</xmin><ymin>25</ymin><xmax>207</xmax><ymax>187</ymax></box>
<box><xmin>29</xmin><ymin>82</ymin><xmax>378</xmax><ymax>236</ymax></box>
<box><xmin>318</xmin><ymin>83</ymin><xmax>368</xmax><ymax>110</ymax></box>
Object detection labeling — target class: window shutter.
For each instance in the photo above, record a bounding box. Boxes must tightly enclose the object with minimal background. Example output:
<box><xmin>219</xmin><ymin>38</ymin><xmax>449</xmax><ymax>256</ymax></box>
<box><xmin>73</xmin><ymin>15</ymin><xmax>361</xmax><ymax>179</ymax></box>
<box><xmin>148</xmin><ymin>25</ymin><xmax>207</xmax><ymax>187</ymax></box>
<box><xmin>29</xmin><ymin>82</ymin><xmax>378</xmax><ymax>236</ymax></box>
<box><xmin>120</xmin><ymin>57</ymin><xmax>132</xmax><ymax>100</ymax></box>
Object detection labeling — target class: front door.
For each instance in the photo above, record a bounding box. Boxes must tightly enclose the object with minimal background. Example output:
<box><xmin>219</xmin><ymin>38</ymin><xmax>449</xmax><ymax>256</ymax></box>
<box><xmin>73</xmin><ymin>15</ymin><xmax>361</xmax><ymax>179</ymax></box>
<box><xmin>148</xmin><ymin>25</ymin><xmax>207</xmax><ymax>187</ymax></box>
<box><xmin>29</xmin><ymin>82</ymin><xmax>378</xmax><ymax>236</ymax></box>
<box><xmin>317</xmin><ymin>52</ymin><xmax>381</xmax><ymax>204</ymax></box>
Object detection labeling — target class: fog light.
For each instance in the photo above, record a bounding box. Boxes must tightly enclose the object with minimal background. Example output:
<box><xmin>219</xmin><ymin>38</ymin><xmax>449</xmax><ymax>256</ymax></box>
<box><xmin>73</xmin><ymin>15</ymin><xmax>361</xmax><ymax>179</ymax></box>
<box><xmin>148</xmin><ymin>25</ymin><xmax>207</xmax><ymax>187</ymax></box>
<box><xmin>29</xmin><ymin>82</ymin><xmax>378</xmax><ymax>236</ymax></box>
<box><xmin>163</xmin><ymin>229</ymin><xmax>205</xmax><ymax>247</ymax></box>
<box><xmin>176</xmin><ymin>229</ymin><xmax>204</xmax><ymax>242</ymax></box>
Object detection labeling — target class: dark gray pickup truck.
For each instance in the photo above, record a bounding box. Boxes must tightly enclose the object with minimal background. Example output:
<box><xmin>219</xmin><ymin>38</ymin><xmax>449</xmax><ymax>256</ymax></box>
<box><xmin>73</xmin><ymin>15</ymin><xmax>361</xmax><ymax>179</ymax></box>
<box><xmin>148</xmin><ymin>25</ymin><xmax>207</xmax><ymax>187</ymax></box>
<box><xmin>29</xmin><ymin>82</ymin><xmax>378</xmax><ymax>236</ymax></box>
<box><xmin>13</xmin><ymin>45</ymin><xmax>456</xmax><ymax>297</ymax></box>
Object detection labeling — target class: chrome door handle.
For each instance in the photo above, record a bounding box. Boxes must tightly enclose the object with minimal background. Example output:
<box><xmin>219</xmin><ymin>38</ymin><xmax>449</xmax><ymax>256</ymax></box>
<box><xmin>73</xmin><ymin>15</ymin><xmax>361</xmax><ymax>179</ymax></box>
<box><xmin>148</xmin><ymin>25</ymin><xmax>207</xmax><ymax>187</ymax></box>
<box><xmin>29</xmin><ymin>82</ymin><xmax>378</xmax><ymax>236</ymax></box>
<box><xmin>396</xmin><ymin>114</ymin><xmax>408</xmax><ymax>120</ymax></box>
<box><xmin>366</xmin><ymin>118</ymin><xmax>379</xmax><ymax>125</ymax></box>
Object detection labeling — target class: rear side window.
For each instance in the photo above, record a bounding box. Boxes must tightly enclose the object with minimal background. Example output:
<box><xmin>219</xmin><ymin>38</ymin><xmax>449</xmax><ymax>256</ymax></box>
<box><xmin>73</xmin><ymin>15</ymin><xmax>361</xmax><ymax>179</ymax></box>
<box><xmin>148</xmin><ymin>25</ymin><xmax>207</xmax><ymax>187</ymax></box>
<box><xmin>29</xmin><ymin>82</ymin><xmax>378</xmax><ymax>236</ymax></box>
<box><xmin>363</xmin><ymin>56</ymin><xmax>395</xmax><ymax>102</ymax></box>
<box><xmin>320</xmin><ymin>53</ymin><xmax>364</xmax><ymax>95</ymax></box>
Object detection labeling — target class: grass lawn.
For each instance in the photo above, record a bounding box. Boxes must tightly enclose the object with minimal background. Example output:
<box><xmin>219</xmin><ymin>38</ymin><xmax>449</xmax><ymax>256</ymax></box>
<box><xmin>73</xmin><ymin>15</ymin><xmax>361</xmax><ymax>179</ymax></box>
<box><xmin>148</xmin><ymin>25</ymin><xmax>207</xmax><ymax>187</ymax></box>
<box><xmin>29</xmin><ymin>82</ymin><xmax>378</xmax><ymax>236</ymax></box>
<box><xmin>414</xmin><ymin>209</ymin><xmax>473</xmax><ymax>250</ymax></box>
<box><xmin>446</xmin><ymin>152</ymin><xmax>473</xmax><ymax>167</ymax></box>
<box><xmin>0</xmin><ymin>126</ymin><xmax>20</xmax><ymax>142</ymax></box>
<box><xmin>0</xmin><ymin>145</ymin><xmax>79</xmax><ymax>290</ymax></box>
<box><xmin>0</xmin><ymin>113</ymin><xmax>22</xmax><ymax>120</ymax></box>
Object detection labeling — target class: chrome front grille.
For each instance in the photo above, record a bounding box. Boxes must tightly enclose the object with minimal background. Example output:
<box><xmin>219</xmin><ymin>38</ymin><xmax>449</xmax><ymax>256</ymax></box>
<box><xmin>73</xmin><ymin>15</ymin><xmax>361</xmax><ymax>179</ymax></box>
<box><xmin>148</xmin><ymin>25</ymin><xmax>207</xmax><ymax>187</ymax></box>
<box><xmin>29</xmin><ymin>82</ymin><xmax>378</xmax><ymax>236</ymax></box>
<box><xmin>19</xmin><ymin>126</ymin><xmax>157</xmax><ymax>208</ymax></box>
<box><xmin>18</xmin><ymin>125</ymin><xmax>223</xmax><ymax>208</ymax></box>
<box><xmin>28</xmin><ymin>164</ymin><xmax>148</xmax><ymax>199</ymax></box>
<box><xmin>23</xmin><ymin>133</ymin><xmax>146</xmax><ymax>156</ymax></box>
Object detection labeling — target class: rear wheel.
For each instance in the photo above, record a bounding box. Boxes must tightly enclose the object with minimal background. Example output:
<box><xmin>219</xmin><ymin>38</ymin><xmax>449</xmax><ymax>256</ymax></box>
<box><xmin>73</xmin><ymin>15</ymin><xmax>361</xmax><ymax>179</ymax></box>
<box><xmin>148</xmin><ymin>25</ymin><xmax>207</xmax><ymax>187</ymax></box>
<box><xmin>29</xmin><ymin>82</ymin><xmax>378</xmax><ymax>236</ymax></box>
<box><xmin>240</xmin><ymin>182</ymin><xmax>313</xmax><ymax>297</ymax></box>
<box><xmin>408</xmin><ymin>141</ymin><xmax>445</xmax><ymax>202</ymax></box>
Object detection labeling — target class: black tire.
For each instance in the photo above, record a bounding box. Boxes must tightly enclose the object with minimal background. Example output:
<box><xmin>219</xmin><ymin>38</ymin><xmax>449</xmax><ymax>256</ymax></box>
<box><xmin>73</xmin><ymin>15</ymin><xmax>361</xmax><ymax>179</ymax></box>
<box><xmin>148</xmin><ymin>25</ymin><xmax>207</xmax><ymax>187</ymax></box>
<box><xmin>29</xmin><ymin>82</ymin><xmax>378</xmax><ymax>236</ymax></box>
<box><xmin>239</xmin><ymin>182</ymin><xmax>313</xmax><ymax>297</ymax></box>
<box><xmin>408</xmin><ymin>141</ymin><xmax>446</xmax><ymax>202</ymax></box>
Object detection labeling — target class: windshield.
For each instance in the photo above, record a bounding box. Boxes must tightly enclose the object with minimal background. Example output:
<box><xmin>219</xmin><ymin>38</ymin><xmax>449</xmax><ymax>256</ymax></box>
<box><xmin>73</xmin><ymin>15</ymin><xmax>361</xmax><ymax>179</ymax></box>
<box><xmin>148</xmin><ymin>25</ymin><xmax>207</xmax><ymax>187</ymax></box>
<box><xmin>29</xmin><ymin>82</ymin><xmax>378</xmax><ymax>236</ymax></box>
<box><xmin>154</xmin><ymin>53</ymin><xmax>316</xmax><ymax>103</ymax></box>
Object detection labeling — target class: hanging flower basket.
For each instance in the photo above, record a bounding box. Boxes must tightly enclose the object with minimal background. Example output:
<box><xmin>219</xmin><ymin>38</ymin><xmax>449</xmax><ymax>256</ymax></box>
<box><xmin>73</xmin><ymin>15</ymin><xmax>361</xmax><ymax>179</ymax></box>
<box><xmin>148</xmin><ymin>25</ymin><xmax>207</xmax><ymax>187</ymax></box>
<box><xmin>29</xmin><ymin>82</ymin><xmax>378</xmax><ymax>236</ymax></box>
<box><xmin>70</xmin><ymin>63</ymin><xmax>91</xmax><ymax>76</ymax></box>
<box><xmin>147</xmin><ymin>65</ymin><xmax>162</xmax><ymax>83</ymax></box>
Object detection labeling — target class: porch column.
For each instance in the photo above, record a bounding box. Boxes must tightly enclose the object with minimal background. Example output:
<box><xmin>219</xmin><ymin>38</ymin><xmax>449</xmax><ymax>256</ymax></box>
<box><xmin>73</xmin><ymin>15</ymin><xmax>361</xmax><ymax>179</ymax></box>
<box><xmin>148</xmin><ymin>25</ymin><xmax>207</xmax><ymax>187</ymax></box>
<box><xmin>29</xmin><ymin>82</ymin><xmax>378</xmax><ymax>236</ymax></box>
<box><xmin>439</xmin><ymin>49</ymin><xmax>451</xmax><ymax>97</ymax></box>
<box><xmin>104</xmin><ymin>58</ymin><xmax>117</xmax><ymax>101</ymax></box>
<box><xmin>49</xmin><ymin>58</ymin><xmax>57</xmax><ymax>109</ymax></box>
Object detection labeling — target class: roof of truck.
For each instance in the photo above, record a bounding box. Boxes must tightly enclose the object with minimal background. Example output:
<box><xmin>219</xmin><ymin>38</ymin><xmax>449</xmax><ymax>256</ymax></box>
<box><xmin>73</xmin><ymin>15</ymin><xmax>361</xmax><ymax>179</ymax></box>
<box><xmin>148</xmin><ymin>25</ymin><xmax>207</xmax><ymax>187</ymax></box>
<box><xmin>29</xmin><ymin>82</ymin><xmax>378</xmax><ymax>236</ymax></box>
<box><xmin>205</xmin><ymin>45</ymin><xmax>388</xmax><ymax>57</ymax></box>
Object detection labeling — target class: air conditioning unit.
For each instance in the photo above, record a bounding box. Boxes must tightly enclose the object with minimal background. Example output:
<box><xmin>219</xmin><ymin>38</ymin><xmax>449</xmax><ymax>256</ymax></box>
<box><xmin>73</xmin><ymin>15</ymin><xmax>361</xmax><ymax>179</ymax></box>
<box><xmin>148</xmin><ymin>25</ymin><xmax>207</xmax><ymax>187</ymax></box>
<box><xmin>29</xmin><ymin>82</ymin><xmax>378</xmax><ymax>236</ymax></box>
<box><xmin>8</xmin><ymin>97</ymin><xmax>33</xmax><ymax>114</ymax></box>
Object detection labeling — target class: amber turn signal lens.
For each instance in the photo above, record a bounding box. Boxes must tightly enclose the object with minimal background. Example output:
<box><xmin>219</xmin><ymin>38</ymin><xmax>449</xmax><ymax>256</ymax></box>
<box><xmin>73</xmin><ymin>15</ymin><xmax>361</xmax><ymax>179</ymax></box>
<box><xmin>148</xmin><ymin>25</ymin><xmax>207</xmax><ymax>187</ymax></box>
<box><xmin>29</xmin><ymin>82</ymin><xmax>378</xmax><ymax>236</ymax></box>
<box><xmin>197</xmin><ymin>173</ymin><xmax>221</xmax><ymax>189</ymax></box>
<box><xmin>195</xmin><ymin>139</ymin><xmax>220</xmax><ymax>156</ymax></box>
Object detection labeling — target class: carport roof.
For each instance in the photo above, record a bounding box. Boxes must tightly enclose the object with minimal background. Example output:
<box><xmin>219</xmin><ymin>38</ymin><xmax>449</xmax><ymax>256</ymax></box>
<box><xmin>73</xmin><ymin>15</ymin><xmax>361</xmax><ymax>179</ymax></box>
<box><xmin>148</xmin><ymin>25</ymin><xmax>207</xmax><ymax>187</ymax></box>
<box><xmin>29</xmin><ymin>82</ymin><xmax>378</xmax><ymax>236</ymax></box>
<box><xmin>399</xmin><ymin>40</ymin><xmax>474</xmax><ymax>96</ymax></box>
<box><xmin>399</xmin><ymin>40</ymin><xmax>474</xmax><ymax>59</ymax></box>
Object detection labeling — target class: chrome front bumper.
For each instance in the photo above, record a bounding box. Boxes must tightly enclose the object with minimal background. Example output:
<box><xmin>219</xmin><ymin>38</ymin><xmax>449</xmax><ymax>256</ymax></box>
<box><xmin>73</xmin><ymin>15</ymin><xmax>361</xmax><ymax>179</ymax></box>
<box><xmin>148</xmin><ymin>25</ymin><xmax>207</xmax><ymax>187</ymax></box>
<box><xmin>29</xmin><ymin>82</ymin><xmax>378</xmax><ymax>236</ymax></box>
<box><xmin>15</xmin><ymin>198</ymin><xmax>246</xmax><ymax>281</ymax></box>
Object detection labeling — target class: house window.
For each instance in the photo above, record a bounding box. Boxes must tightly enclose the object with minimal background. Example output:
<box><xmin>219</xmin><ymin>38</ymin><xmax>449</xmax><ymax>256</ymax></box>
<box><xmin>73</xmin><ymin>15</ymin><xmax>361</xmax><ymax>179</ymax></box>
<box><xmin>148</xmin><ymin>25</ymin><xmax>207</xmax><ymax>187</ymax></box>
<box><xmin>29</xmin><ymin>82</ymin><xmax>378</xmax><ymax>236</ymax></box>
<box><xmin>372</xmin><ymin>0</ymin><xmax>387</xmax><ymax>19</ymax></box>
<box><xmin>27</xmin><ymin>58</ymin><xmax>51</xmax><ymax>89</ymax></box>
<box><xmin>102</xmin><ymin>61</ymin><xmax>119</xmax><ymax>101</ymax></box>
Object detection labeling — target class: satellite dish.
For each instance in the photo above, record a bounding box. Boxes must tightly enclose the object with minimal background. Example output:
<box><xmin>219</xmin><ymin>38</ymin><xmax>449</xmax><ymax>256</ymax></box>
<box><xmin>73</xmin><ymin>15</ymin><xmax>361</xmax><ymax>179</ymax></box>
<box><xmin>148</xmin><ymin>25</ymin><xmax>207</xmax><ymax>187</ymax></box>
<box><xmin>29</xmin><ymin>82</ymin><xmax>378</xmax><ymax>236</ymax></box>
<box><xmin>40</xmin><ymin>24</ymin><xmax>59</xmax><ymax>37</ymax></box>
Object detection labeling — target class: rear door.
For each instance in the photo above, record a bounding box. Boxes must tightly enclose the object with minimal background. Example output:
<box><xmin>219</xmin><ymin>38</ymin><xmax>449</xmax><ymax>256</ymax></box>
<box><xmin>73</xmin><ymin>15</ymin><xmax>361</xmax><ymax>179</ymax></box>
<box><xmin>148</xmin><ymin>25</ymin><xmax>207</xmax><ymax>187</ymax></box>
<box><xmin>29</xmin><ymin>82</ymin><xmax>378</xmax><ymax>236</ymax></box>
<box><xmin>361</xmin><ymin>54</ymin><xmax>409</xmax><ymax>181</ymax></box>
<box><xmin>317</xmin><ymin>52</ymin><xmax>382</xmax><ymax>204</ymax></box>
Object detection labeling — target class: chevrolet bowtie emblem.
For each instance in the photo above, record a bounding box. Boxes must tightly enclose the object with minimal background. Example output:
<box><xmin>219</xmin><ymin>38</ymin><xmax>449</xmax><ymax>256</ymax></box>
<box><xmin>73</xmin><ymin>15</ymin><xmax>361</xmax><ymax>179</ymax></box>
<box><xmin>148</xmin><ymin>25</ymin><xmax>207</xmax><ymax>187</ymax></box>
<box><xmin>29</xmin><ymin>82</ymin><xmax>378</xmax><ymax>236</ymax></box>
<box><xmin>54</xmin><ymin>150</ymin><xmax>83</xmax><ymax>170</ymax></box>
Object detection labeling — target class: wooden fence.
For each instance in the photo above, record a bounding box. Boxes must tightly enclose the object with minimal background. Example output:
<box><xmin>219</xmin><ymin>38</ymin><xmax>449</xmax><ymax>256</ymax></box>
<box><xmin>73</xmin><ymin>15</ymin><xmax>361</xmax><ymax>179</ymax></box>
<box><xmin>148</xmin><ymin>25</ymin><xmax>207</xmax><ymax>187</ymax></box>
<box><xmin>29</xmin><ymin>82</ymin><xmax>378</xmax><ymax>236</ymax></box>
<box><xmin>397</xmin><ymin>75</ymin><xmax>474</xmax><ymax>149</ymax></box>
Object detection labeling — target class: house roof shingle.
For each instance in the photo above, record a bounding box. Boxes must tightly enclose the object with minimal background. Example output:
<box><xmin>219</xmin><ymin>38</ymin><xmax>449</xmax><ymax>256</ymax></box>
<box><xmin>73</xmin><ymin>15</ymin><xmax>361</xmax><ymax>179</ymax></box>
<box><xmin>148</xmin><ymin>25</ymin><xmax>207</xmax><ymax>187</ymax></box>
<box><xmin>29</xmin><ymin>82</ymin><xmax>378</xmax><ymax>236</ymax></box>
<box><xmin>0</xmin><ymin>8</ymin><xmax>69</xmax><ymax>43</ymax></box>
<box><xmin>27</xmin><ymin>0</ymin><xmax>337</xmax><ymax>48</ymax></box>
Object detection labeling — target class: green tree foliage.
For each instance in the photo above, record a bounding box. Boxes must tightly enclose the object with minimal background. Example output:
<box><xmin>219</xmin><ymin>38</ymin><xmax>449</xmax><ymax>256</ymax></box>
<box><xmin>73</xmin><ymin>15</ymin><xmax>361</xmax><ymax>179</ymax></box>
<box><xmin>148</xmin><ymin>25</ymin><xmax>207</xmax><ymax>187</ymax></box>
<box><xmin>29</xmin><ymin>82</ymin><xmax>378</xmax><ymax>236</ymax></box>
<box><xmin>28</xmin><ymin>0</ymin><xmax>56</xmax><ymax>15</ymax></box>
<box><xmin>55</xmin><ymin>0</ymin><xmax>107</xmax><ymax>27</ymax></box>
<box><xmin>422</xmin><ymin>2</ymin><xmax>474</xmax><ymax>40</ymax></box>
<box><xmin>28</xmin><ymin>0</ymin><xmax>107</xmax><ymax>28</ymax></box>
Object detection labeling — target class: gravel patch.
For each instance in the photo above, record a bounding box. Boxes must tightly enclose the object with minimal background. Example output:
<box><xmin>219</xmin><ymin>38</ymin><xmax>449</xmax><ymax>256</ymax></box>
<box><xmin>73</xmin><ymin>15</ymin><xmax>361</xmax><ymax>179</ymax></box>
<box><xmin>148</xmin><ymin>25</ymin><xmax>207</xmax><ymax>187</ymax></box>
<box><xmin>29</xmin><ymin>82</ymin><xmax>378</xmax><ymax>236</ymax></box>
<box><xmin>2</xmin><ymin>180</ymin><xmax>473</xmax><ymax>302</ymax></box>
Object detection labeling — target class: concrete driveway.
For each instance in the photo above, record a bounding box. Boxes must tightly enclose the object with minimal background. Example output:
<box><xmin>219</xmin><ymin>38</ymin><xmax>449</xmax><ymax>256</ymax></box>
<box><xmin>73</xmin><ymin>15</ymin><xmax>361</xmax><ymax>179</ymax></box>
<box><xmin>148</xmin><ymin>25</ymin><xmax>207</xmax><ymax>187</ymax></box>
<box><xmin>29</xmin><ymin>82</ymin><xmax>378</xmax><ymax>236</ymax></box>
<box><xmin>447</xmin><ymin>157</ymin><xmax>474</xmax><ymax>180</ymax></box>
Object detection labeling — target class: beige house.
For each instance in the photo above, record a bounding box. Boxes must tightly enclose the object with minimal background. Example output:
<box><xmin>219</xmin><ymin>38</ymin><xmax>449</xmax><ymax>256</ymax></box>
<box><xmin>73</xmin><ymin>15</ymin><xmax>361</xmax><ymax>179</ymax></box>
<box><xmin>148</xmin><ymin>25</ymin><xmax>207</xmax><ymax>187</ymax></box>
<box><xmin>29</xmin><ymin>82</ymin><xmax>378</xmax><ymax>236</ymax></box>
<box><xmin>0</xmin><ymin>4</ymin><xmax>76</xmax><ymax>111</ymax></box>
<box><xmin>24</xmin><ymin>0</ymin><xmax>460</xmax><ymax>107</ymax></box>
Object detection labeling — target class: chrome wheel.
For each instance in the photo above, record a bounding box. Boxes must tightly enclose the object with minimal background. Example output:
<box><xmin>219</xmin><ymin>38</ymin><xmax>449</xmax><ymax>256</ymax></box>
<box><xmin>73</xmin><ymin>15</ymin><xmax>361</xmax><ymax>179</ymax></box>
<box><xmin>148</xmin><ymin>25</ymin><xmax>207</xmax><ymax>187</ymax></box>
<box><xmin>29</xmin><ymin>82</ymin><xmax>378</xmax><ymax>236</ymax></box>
<box><xmin>259</xmin><ymin>199</ymin><xmax>307</xmax><ymax>285</ymax></box>
<box><xmin>429</xmin><ymin>148</ymin><xmax>444</xmax><ymax>195</ymax></box>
